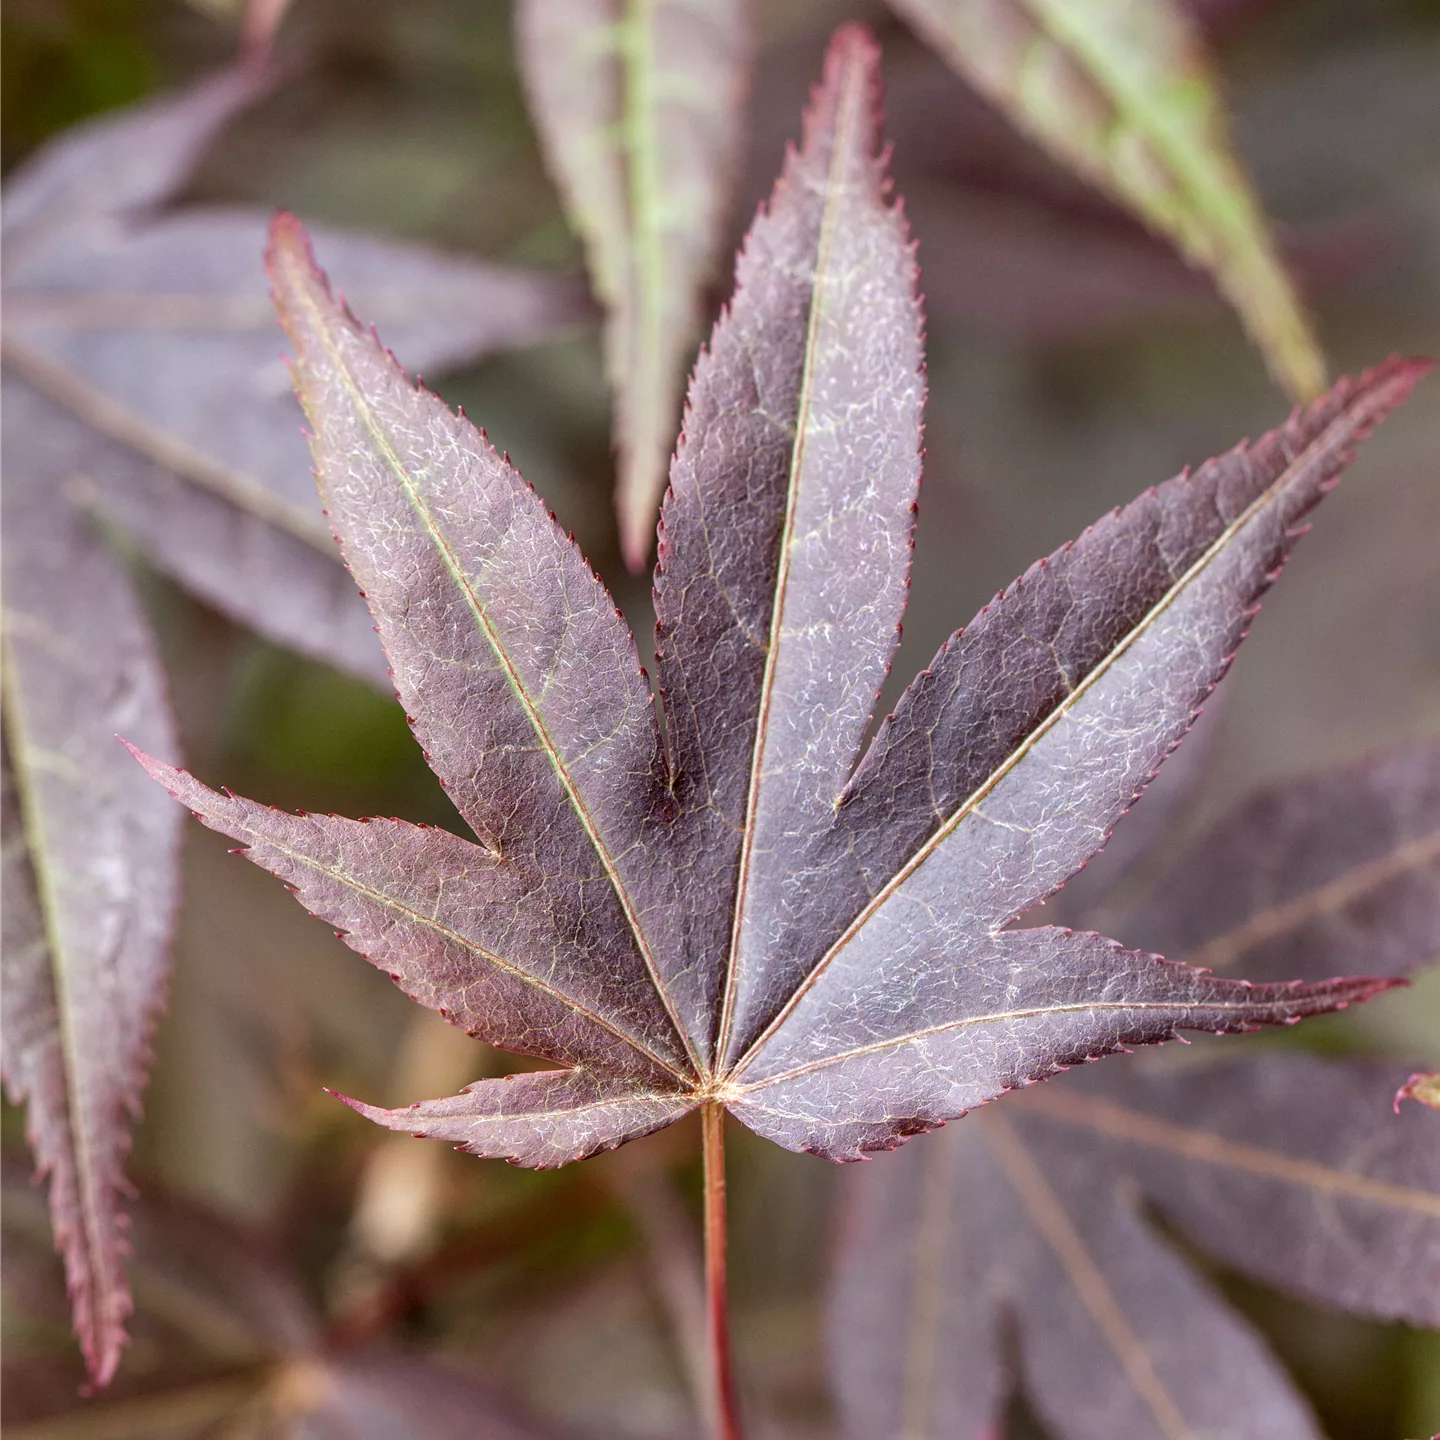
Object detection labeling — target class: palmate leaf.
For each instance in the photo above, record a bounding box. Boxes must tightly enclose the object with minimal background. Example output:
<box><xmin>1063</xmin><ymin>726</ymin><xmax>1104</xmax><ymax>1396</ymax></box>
<box><xmin>1120</xmin><ymin>737</ymin><xmax>1440</xmax><ymax>981</ymax></box>
<box><xmin>831</xmin><ymin>1056</ymin><xmax>1440</xmax><ymax>1440</ymax></box>
<box><xmin>515</xmin><ymin>0</ymin><xmax>750</xmax><ymax>570</ymax></box>
<box><xmin>888</xmin><ymin>0</ymin><xmax>1326</xmax><ymax>401</ymax></box>
<box><xmin>137</xmin><ymin>28</ymin><xmax>1419</xmax><ymax>1172</ymax></box>
<box><xmin>1</xmin><ymin>58</ymin><xmax>589</xmax><ymax>686</ymax></box>
<box><xmin>828</xmin><ymin>738</ymin><xmax>1440</xmax><ymax>1440</ymax></box>
<box><xmin>1</xmin><ymin>379</ymin><xmax>182</xmax><ymax>1390</ymax></box>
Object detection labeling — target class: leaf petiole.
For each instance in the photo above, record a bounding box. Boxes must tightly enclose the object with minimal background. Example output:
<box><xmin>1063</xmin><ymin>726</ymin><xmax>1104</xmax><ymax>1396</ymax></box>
<box><xmin>702</xmin><ymin>1101</ymin><xmax>743</xmax><ymax>1440</ymax></box>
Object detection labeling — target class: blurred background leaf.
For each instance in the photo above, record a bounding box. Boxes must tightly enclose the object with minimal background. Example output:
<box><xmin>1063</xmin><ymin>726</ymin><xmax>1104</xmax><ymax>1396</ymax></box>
<box><xmin>515</xmin><ymin>0</ymin><xmax>751</xmax><ymax>569</ymax></box>
<box><xmin>887</xmin><ymin>0</ymin><xmax>1327</xmax><ymax>398</ymax></box>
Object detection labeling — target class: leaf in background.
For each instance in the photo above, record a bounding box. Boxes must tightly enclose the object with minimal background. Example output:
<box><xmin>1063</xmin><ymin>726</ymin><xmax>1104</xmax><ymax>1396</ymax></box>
<box><xmin>1116</xmin><ymin>737</ymin><xmax>1440</xmax><ymax>981</ymax></box>
<box><xmin>735</xmin><ymin>33</ymin><xmax>1388</xmax><ymax>352</ymax></box>
<box><xmin>515</xmin><ymin>0</ymin><xmax>750</xmax><ymax>569</ymax></box>
<box><xmin>888</xmin><ymin>0</ymin><xmax>1327</xmax><ymax>400</ymax></box>
<box><xmin>1022</xmin><ymin>1057</ymin><xmax>1440</xmax><ymax>1323</ymax></box>
<box><xmin>1</xmin><ymin>377</ymin><xmax>183</xmax><ymax>1389</ymax></box>
<box><xmin>831</xmin><ymin>1054</ymin><xmax>1439</xmax><ymax>1440</ymax></box>
<box><xmin>0</xmin><ymin>51</ymin><xmax>591</xmax><ymax>1389</ymax></box>
<box><xmin>0</xmin><ymin>1163</ymin><xmax>564</xmax><ymax>1439</ymax></box>
<box><xmin>137</xmin><ymin>29</ymin><xmax>1416</xmax><ymax>1173</ymax></box>
<box><xmin>829</xmin><ymin>736</ymin><xmax>1440</xmax><ymax>1438</ymax></box>
<box><xmin>0</xmin><ymin>62</ymin><xmax>270</xmax><ymax>265</ymax></box>
<box><xmin>1396</xmin><ymin>1072</ymin><xmax>1440</xmax><ymax>1113</ymax></box>
<box><xmin>902</xmin><ymin>177</ymin><xmax>1384</xmax><ymax>346</ymax></box>
<box><xmin>1</xmin><ymin>61</ymin><xmax>590</xmax><ymax>686</ymax></box>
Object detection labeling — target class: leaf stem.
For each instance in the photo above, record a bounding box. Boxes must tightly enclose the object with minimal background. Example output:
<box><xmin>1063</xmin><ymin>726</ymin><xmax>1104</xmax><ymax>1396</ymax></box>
<box><xmin>701</xmin><ymin>1101</ymin><xmax>743</xmax><ymax>1440</ymax></box>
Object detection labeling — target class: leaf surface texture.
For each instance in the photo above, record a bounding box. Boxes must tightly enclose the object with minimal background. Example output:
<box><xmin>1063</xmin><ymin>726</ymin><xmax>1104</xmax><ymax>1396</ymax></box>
<box><xmin>138</xmin><ymin>28</ymin><xmax>1422</xmax><ymax>1170</ymax></box>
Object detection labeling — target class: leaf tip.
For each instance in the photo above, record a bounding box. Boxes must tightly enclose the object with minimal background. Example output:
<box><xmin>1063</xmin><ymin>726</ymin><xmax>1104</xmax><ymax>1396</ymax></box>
<box><xmin>823</xmin><ymin>21</ymin><xmax>882</xmax><ymax>75</ymax></box>
<box><xmin>265</xmin><ymin>208</ymin><xmax>311</xmax><ymax>268</ymax></box>
<box><xmin>1394</xmin><ymin>1070</ymin><xmax>1440</xmax><ymax>1114</ymax></box>
<box><xmin>325</xmin><ymin>1087</ymin><xmax>368</xmax><ymax>1117</ymax></box>
<box><xmin>119</xmin><ymin>737</ymin><xmax>175</xmax><ymax>789</ymax></box>
<box><xmin>58</xmin><ymin>1211</ymin><xmax>136</xmax><ymax>1393</ymax></box>
<box><xmin>264</xmin><ymin>209</ymin><xmax>338</xmax><ymax>343</ymax></box>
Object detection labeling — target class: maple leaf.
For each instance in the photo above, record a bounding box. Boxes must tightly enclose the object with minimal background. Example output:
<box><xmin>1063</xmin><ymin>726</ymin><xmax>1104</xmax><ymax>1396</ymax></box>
<box><xmin>1</xmin><ymin>58</ymin><xmax>589</xmax><ymax>687</ymax></box>
<box><xmin>887</xmin><ymin>0</ymin><xmax>1327</xmax><ymax>401</ymax></box>
<box><xmin>135</xmin><ymin>27</ymin><xmax>1421</xmax><ymax>1174</ymax></box>
<box><xmin>0</xmin><ymin>50</ymin><xmax>588</xmax><ymax>1390</ymax></box>
<box><xmin>515</xmin><ymin>0</ymin><xmax>751</xmax><ymax>570</ymax></box>
<box><xmin>828</xmin><ymin>738</ymin><xmax>1440</xmax><ymax>1440</ymax></box>
<box><xmin>1119</xmin><ymin>737</ymin><xmax>1440</xmax><ymax>982</ymax></box>
<box><xmin>752</xmin><ymin>35</ymin><xmax>1382</xmax><ymax>350</ymax></box>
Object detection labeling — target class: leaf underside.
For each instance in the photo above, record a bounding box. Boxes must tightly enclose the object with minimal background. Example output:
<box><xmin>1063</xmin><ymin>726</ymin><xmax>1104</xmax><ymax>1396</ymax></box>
<box><xmin>137</xmin><ymin>27</ymin><xmax>1422</xmax><ymax>1173</ymax></box>
<box><xmin>516</xmin><ymin>0</ymin><xmax>751</xmax><ymax>569</ymax></box>
<box><xmin>887</xmin><ymin>0</ymin><xmax>1326</xmax><ymax>400</ymax></box>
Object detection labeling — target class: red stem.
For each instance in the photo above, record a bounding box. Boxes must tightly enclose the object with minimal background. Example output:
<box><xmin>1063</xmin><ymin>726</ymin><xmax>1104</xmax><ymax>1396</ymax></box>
<box><xmin>702</xmin><ymin>1102</ymin><xmax>743</xmax><ymax>1440</ymax></box>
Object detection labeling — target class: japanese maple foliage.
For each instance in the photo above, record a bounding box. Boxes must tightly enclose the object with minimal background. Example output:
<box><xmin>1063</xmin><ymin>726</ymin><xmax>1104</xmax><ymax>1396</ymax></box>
<box><xmin>832</xmin><ymin>1050</ymin><xmax>1440</xmax><ymax>1440</ymax></box>
<box><xmin>0</xmin><ymin>1158</ymin><xmax>559</xmax><ymax>1438</ymax></box>
<box><xmin>516</xmin><ymin>0</ymin><xmax>751</xmax><ymax>570</ymax></box>
<box><xmin>0</xmin><ymin>48</ymin><xmax>584</xmax><ymax>1391</ymax></box>
<box><xmin>517</xmin><ymin>0</ymin><xmax>1328</xmax><ymax>564</ymax></box>
<box><xmin>829</xmin><ymin>737</ymin><xmax>1440</xmax><ymax>1440</ymax></box>
<box><xmin>134</xmin><ymin>28</ymin><xmax>1424</xmax><ymax>1177</ymax></box>
<box><xmin>1</xmin><ymin>60</ymin><xmax>585</xmax><ymax>690</ymax></box>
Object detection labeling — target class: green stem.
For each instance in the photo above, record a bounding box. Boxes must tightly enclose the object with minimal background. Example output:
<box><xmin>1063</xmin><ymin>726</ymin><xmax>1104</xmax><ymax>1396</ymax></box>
<box><xmin>702</xmin><ymin>1101</ymin><xmax>743</xmax><ymax>1440</ymax></box>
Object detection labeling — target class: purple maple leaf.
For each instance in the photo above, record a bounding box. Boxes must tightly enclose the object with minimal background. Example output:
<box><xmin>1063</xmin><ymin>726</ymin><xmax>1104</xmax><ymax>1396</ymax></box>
<box><xmin>134</xmin><ymin>27</ymin><xmax>1423</xmax><ymax>1174</ymax></box>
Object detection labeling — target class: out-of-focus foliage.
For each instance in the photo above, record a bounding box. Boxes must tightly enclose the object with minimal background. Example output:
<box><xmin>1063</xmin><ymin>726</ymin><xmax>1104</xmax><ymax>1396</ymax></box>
<box><xmin>2</xmin><ymin>380</ymin><xmax>183</xmax><ymax>1390</ymax></box>
<box><xmin>519</xmin><ymin>0</ymin><xmax>1328</xmax><ymax>554</ymax></box>
<box><xmin>3</xmin><ymin>0</ymin><xmax>1439</xmax><ymax>1436</ymax></box>
<box><xmin>2</xmin><ymin>57</ymin><xmax>587</xmax><ymax>689</ymax></box>
<box><xmin>1</xmin><ymin>1155</ymin><xmax>570</xmax><ymax>1438</ymax></box>
<box><xmin>516</xmin><ymin>0</ymin><xmax>751</xmax><ymax>569</ymax></box>
<box><xmin>887</xmin><ymin>0</ymin><xmax>1326</xmax><ymax>400</ymax></box>
<box><xmin>1</xmin><ymin>0</ymin><xmax>160</xmax><ymax>168</ymax></box>
<box><xmin>0</xmin><ymin>28</ymin><xmax>585</xmax><ymax>1384</ymax></box>
<box><xmin>828</xmin><ymin>737</ymin><xmax>1440</xmax><ymax>1440</ymax></box>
